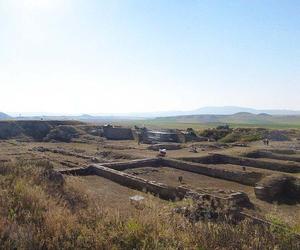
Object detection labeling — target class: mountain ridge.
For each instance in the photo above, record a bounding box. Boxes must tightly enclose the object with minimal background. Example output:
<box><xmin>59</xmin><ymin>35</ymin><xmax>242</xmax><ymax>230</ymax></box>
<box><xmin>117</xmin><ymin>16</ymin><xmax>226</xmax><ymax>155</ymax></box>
<box><xmin>0</xmin><ymin>112</ymin><xmax>11</xmax><ymax>119</ymax></box>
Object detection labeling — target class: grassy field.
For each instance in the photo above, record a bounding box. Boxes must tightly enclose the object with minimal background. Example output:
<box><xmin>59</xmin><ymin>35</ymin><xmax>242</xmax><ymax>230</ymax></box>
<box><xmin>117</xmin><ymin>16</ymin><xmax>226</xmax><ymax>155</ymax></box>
<box><xmin>106</xmin><ymin>113</ymin><xmax>300</xmax><ymax>130</ymax></box>
<box><xmin>107</xmin><ymin>119</ymin><xmax>300</xmax><ymax>130</ymax></box>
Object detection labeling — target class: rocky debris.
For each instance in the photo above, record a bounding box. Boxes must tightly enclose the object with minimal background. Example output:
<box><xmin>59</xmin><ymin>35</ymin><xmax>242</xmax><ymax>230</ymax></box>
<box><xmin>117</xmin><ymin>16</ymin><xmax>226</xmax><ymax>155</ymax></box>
<box><xmin>174</xmin><ymin>197</ymin><xmax>243</xmax><ymax>223</ymax></box>
<box><xmin>147</xmin><ymin>143</ymin><xmax>182</xmax><ymax>151</ymax></box>
<box><xmin>130</xmin><ymin>195</ymin><xmax>145</xmax><ymax>209</ymax></box>
<box><xmin>190</xmin><ymin>143</ymin><xmax>231</xmax><ymax>151</ymax></box>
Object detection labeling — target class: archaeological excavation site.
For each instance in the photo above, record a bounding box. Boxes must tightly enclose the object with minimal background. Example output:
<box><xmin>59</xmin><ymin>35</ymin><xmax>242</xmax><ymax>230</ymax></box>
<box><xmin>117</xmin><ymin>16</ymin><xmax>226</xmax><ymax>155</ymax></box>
<box><xmin>1</xmin><ymin>120</ymin><xmax>300</xmax><ymax>230</ymax></box>
<box><xmin>0</xmin><ymin>119</ymin><xmax>300</xmax><ymax>250</ymax></box>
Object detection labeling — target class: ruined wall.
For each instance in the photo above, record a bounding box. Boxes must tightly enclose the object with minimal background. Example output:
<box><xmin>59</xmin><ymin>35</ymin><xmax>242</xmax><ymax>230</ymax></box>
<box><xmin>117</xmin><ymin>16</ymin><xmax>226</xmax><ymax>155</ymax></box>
<box><xmin>162</xmin><ymin>158</ymin><xmax>263</xmax><ymax>186</ymax></box>
<box><xmin>59</xmin><ymin>162</ymin><xmax>251</xmax><ymax>206</ymax></box>
<box><xmin>59</xmin><ymin>166</ymin><xmax>94</xmax><ymax>175</ymax></box>
<box><xmin>142</xmin><ymin>130</ymin><xmax>185</xmax><ymax>144</ymax></box>
<box><xmin>218</xmin><ymin>154</ymin><xmax>300</xmax><ymax>173</ymax></box>
<box><xmin>94</xmin><ymin>157</ymin><xmax>264</xmax><ymax>186</ymax></box>
<box><xmin>103</xmin><ymin>127</ymin><xmax>134</xmax><ymax>140</ymax></box>
<box><xmin>102</xmin><ymin>158</ymin><xmax>161</xmax><ymax>171</ymax></box>
<box><xmin>91</xmin><ymin>165</ymin><xmax>185</xmax><ymax>200</ymax></box>
<box><xmin>245</xmin><ymin>150</ymin><xmax>300</xmax><ymax>163</ymax></box>
<box><xmin>180</xmin><ymin>154</ymin><xmax>300</xmax><ymax>173</ymax></box>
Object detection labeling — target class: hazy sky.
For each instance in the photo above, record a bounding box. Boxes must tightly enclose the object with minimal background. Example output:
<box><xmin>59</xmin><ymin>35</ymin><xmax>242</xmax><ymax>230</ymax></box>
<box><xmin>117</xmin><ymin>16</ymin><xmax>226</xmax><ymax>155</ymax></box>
<box><xmin>0</xmin><ymin>0</ymin><xmax>299</xmax><ymax>114</ymax></box>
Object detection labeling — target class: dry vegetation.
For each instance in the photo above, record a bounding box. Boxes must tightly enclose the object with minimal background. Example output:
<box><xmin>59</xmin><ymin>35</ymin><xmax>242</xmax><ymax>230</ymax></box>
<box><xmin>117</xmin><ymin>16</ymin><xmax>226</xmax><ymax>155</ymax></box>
<box><xmin>0</xmin><ymin>160</ymin><xmax>299</xmax><ymax>249</ymax></box>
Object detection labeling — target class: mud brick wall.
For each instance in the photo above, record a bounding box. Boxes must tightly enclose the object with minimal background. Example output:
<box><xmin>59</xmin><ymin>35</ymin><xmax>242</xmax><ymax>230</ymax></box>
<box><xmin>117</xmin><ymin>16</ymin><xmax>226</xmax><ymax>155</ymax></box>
<box><xmin>179</xmin><ymin>154</ymin><xmax>224</xmax><ymax>164</ymax></box>
<box><xmin>245</xmin><ymin>150</ymin><xmax>300</xmax><ymax>163</ymax></box>
<box><xmin>181</xmin><ymin>154</ymin><xmax>300</xmax><ymax>173</ymax></box>
<box><xmin>162</xmin><ymin>158</ymin><xmax>262</xmax><ymax>186</ymax></box>
<box><xmin>58</xmin><ymin>166</ymin><xmax>94</xmax><ymax>175</ymax></box>
<box><xmin>102</xmin><ymin>158</ymin><xmax>161</xmax><ymax>171</ymax></box>
<box><xmin>103</xmin><ymin>127</ymin><xmax>134</xmax><ymax>140</ymax></box>
<box><xmin>216</xmin><ymin>154</ymin><xmax>300</xmax><ymax>173</ymax></box>
<box><xmin>59</xmin><ymin>164</ymin><xmax>251</xmax><ymax>205</ymax></box>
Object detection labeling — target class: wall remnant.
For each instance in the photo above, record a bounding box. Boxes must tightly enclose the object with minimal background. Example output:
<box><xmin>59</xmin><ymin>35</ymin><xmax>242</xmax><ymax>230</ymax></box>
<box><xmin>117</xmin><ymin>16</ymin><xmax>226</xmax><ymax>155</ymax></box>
<box><xmin>162</xmin><ymin>158</ymin><xmax>263</xmax><ymax>186</ymax></box>
<box><xmin>244</xmin><ymin>150</ymin><xmax>300</xmax><ymax>163</ymax></box>
<box><xmin>136</xmin><ymin>127</ymin><xmax>185</xmax><ymax>144</ymax></box>
<box><xmin>180</xmin><ymin>154</ymin><xmax>300</xmax><ymax>173</ymax></box>
<box><xmin>59</xmin><ymin>162</ymin><xmax>252</xmax><ymax>207</ymax></box>
<box><xmin>103</xmin><ymin>125</ymin><xmax>134</xmax><ymax>140</ymax></box>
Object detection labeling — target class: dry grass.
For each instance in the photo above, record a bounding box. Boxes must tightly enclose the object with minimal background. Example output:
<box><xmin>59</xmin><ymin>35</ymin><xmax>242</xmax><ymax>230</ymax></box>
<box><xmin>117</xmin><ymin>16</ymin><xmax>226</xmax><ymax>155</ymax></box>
<box><xmin>0</xmin><ymin>161</ymin><xmax>299</xmax><ymax>249</ymax></box>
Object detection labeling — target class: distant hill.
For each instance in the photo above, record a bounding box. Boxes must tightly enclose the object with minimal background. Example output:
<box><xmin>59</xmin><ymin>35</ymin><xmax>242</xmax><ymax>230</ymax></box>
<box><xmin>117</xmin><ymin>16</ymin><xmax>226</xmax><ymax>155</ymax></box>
<box><xmin>0</xmin><ymin>112</ymin><xmax>11</xmax><ymax>120</ymax></box>
<box><xmin>6</xmin><ymin>106</ymin><xmax>300</xmax><ymax>121</ymax></box>
<box><xmin>191</xmin><ymin>106</ymin><xmax>300</xmax><ymax>115</ymax></box>
<box><xmin>122</xmin><ymin>106</ymin><xmax>300</xmax><ymax>117</ymax></box>
<box><xmin>154</xmin><ymin>112</ymin><xmax>300</xmax><ymax>127</ymax></box>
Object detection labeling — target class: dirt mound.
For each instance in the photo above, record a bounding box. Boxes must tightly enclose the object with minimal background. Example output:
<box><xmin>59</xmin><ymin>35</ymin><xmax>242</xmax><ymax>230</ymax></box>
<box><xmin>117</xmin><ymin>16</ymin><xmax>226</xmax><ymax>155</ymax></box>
<box><xmin>255</xmin><ymin>174</ymin><xmax>300</xmax><ymax>203</ymax></box>
<box><xmin>0</xmin><ymin>121</ymin><xmax>84</xmax><ymax>142</ymax></box>
<box><xmin>199</xmin><ymin>127</ymin><xmax>232</xmax><ymax>141</ymax></box>
<box><xmin>44</xmin><ymin>125</ymin><xmax>80</xmax><ymax>142</ymax></box>
<box><xmin>213</xmin><ymin>128</ymin><xmax>291</xmax><ymax>143</ymax></box>
<box><xmin>174</xmin><ymin>196</ymin><xmax>243</xmax><ymax>223</ymax></box>
<box><xmin>0</xmin><ymin>122</ymin><xmax>23</xmax><ymax>139</ymax></box>
<box><xmin>265</xmin><ymin>130</ymin><xmax>290</xmax><ymax>141</ymax></box>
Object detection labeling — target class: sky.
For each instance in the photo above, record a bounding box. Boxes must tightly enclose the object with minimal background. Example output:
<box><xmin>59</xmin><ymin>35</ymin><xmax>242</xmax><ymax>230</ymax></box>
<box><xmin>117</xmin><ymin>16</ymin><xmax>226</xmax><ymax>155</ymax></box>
<box><xmin>0</xmin><ymin>0</ymin><xmax>299</xmax><ymax>115</ymax></box>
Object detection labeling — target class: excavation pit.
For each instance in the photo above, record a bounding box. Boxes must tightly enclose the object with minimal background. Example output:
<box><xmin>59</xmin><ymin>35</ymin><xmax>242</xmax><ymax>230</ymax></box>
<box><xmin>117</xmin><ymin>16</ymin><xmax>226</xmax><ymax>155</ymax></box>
<box><xmin>59</xmin><ymin>158</ymin><xmax>254</xmax><ymax>208</ymax></box>
<box><xmin>123</xmin><ymin>166</ymin><xmax>253</xmax><ymax>200</ymax></box>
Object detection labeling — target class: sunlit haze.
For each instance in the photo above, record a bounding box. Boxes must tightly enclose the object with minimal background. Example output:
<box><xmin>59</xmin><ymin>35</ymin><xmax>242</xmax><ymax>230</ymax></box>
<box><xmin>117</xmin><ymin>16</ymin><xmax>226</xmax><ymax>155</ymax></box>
<box><xmin>1</xmin><ymin>0</ymin><xmax>299</xmax><ymax>115</ymax></box>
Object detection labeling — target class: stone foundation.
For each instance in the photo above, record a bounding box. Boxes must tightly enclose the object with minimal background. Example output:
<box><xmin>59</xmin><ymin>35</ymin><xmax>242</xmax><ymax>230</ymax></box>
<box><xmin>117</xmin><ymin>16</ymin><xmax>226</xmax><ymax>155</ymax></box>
<box><xmin>180</xmin><ymin>154</ymin><xmax>300</xmax><ymax>173</ymax></box>
<box><xmin>244</xmin><ymin>150</ymin><xmax>300</xmax><ymax>163</ymax></box>
<box><xmin>59</xmin><ymin>159</ymin><xmax>252</xmax><ymax>206</ymax></box>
